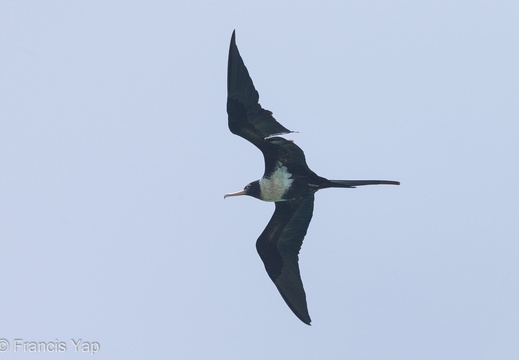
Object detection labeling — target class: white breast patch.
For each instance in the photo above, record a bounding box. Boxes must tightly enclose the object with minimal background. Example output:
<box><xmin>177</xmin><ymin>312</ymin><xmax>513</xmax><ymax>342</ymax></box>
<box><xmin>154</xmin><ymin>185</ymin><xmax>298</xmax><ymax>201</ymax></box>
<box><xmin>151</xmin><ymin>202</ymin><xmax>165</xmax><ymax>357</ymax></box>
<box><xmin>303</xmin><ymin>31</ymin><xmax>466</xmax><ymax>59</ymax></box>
<box><xmin>259</xmin><ymin>162</ymin><xmax>293</xmax><ymax>202</ymax></box>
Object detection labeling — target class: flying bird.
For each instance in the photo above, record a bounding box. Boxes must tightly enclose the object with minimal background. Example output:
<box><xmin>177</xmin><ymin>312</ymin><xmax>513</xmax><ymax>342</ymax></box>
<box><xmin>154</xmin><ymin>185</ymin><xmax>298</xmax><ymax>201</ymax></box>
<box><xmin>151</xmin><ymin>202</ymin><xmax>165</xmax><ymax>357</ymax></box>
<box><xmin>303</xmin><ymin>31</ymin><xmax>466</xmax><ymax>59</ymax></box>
<box><xmin>225</xmin><ymin>31</ymin><xmax>399</xmax><ymax>325</ymax></box>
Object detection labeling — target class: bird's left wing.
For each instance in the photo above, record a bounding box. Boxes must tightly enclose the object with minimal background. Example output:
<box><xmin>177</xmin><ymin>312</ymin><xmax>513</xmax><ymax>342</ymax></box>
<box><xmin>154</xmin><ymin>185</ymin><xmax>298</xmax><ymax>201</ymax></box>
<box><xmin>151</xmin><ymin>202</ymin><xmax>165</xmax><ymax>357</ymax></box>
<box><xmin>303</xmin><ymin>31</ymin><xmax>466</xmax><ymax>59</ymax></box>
<box><xmin>256</xmin><ymin>194</ymin><xmax>315</xmax><ymax>325</ymax></box>
<box><xmin>227</xmin><ymin>31</ymin><xmax>294</xmax><ymax>150</ymax></box>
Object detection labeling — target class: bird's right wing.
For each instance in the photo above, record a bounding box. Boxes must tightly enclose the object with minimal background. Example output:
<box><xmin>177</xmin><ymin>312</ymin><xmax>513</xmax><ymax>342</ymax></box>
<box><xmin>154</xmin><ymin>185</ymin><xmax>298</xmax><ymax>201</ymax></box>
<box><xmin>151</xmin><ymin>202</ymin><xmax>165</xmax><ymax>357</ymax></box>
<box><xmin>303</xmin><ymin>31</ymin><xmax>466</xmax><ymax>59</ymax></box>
<box><xmin>256</xmin><ymin>194</ymin><xmax>315</xmax><ymax>325</ymax></box>
<box><xmin>227</xmin><ymin>30</ymin><xmax>294</xmax><ymax>150</ymax></box>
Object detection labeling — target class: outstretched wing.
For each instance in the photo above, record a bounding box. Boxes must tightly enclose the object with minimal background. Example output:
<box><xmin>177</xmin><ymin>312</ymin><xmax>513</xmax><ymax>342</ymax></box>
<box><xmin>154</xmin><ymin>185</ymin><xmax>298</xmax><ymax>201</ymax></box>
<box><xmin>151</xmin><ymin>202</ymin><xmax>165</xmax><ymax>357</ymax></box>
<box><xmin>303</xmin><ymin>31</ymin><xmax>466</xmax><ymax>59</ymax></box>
<box><xmin>256</xmin><ymin>194</ymin><xmax>315</xmax><ymax>325</ymax></box>
<box><xmin>227</xmin><ymin>30</ymin><xmax>294</xmax><ymax>150</ymax></box>
<box><xmin>227</xmin><ymin>31</ymin><xmax>315</xmax><ymax>177</ymax></box>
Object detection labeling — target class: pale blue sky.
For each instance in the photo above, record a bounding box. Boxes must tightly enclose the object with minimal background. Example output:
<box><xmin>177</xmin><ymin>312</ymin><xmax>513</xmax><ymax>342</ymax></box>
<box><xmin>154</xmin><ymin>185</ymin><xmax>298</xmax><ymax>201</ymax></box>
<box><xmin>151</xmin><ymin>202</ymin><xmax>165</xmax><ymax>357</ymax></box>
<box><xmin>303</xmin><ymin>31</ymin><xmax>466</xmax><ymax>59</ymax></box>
<box><xmin>2</xmin><ymin>1</ymin><xmax>518</xmax><ymax>359</ymax></box>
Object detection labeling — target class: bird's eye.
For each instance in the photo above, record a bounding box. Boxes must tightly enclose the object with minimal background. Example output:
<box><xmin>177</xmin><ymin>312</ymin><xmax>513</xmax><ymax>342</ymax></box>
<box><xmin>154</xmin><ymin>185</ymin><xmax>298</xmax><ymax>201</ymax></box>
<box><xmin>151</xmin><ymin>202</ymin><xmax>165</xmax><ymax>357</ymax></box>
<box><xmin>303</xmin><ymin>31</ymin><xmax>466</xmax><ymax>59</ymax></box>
<box><xmin>245</xmin><ymin>184</ymin><xmax>251</xmax><ymax>190</ymax></box>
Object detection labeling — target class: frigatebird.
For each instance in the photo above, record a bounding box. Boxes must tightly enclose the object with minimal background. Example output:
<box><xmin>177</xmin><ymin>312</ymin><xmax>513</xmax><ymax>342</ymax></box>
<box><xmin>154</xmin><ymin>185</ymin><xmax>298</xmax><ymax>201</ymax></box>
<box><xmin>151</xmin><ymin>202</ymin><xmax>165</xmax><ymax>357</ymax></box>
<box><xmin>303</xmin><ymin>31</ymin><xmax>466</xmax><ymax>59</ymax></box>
<box><xmin>225</xmin><ymin>31</ymin><xmax>399</xmax><ymax>325</ymax></box>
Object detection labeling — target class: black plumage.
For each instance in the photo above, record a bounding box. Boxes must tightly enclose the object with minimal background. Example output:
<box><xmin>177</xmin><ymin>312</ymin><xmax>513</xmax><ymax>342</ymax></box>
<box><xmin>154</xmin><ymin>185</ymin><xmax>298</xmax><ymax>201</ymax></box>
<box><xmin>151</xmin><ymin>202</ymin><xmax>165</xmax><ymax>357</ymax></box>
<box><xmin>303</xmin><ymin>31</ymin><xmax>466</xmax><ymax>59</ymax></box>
<box><xmin>225</xmin><ymin>31</ymin><xmax>399</xmax><ymax>325</ymax></box>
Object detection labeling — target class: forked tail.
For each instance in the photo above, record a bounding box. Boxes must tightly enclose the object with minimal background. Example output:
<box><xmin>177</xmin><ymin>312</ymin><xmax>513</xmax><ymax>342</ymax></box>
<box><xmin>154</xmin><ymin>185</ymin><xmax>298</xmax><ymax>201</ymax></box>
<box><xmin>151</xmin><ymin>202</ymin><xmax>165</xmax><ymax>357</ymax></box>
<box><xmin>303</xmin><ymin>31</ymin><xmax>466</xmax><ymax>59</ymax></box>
<box><xmin>325</xmin><ymin>179</ymin><xmax>400</xmax><ymax>188</ymax></box>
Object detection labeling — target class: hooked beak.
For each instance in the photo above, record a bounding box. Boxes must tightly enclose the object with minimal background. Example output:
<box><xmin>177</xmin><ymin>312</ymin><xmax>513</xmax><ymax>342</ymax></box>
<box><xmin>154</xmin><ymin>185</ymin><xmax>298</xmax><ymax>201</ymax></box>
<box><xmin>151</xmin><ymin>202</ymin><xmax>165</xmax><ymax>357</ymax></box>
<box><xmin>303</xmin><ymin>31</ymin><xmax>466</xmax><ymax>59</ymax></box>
<box><xmin>224</xmin><ymin>189</ymin><xmax>247</xmax><ymax>199</ymax></box>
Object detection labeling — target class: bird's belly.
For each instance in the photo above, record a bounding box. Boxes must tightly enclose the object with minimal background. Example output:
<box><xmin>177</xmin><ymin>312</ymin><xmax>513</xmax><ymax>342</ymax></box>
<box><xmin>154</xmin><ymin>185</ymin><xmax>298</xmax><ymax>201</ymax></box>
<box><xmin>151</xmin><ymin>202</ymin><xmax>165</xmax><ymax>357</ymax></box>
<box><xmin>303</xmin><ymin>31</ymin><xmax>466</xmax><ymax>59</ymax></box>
<box><xmin>259</xmin><ymin>163</ymin><xmax>293</xmax><ymax>202</ymax></box>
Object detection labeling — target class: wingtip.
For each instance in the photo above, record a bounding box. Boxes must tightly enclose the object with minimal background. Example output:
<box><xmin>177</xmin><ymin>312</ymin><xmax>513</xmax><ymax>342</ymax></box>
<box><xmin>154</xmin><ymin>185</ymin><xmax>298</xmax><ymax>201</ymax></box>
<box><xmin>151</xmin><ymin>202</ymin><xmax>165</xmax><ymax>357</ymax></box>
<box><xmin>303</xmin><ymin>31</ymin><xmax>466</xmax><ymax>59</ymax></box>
<box><xmin>300</xmin><ymin>313</ymin><xmax>312</xmax><ymax>325</ymax></box>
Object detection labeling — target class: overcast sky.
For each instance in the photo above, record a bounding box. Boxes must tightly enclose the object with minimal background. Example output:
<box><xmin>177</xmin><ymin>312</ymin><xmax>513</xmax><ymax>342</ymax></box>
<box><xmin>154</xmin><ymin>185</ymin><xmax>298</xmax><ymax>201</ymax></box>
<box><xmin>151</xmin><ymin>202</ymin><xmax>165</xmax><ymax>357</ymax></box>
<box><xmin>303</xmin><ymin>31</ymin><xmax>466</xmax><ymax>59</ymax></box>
<box><xmin>2</xmin><ymin>1</ymin><xmax>518</xmax><ymax>359</ymax></box>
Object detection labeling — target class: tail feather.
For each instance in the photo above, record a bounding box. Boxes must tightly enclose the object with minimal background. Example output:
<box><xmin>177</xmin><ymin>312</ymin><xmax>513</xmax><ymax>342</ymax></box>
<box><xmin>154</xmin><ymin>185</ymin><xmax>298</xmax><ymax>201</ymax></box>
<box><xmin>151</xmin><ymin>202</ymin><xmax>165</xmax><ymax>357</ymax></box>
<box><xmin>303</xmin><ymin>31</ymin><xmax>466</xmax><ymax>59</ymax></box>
<box><xmin>327</xmin><ymin>180</ymin><xmax>400</xmax><ymax>188</ymax></box>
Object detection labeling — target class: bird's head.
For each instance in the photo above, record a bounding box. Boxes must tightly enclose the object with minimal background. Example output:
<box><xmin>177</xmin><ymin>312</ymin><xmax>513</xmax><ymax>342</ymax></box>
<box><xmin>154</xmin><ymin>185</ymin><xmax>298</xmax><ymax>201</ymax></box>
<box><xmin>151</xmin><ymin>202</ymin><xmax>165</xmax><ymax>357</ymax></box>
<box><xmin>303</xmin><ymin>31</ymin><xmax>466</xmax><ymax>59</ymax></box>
<box><xmin>224</xmin><ymin>180</ymin><xmax>261</xmax><ymax>200</ymax></box>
